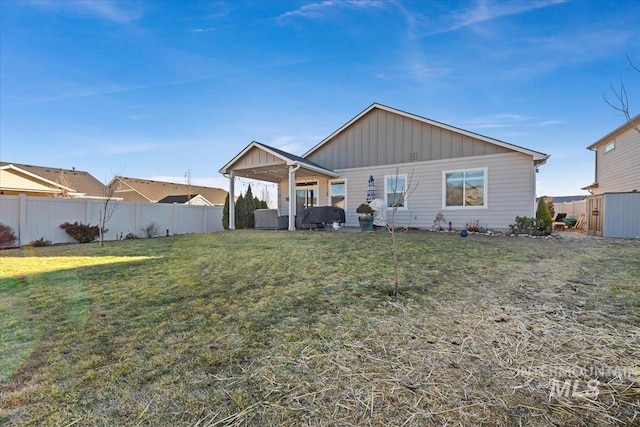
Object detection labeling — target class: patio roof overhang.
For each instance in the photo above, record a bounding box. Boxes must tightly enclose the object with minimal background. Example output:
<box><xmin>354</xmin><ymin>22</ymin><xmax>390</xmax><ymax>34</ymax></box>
<box><xmin>219</xmin><ymin>141</ymin><xmax>338</xmax><ymax>231</ymax></box>
<box><xmin>218</xmin><ymin>141</ymin><xmax>338</xmax><ymax>182</ymax></box>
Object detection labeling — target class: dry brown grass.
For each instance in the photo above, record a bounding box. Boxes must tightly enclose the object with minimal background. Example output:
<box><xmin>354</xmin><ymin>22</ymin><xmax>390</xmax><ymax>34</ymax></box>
<box><xmin>1</xmin><ymin>230</ymin><xmax>638</xmax><ymax>426</ymax></box>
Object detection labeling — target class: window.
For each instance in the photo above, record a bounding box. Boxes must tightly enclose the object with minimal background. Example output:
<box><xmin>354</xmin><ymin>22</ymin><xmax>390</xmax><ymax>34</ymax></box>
<box><xmin>444</xmin><ymin>168</ymin><xmax>486</xmax><ymax>208</ymax></box>
<box><xmin>385</xmin><ymin>174</ymin><xmax>407</xmax><ymax>209</ymax></box>
<box><xmin>604</xmin><ymin>141</ymin><xmax>615</xmax><ymax>153</ymax></box>
<box><xmin>329</xmin><ymin>181</ymin><xmax>346</xmax><ymax>209</ymax></box>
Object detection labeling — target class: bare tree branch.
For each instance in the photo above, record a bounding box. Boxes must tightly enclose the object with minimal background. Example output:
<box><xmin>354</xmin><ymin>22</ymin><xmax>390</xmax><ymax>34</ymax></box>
<box><xmin>604</xmin><ymin>54</ymin><xmax>640</xmax><ymax>135</ymax></box>
<box><xmin>626</xmin><ymin>52</ymin><xmax>640</xmax><ymax>73</ymax></box>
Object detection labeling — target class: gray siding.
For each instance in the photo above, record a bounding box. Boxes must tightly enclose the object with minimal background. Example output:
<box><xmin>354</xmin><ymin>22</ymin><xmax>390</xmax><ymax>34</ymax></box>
<box><xmin>336</xmin><ymin>152</ymin><xmax>536</xmax><ymax>231</ymax></box>
<box><xmin>307</xmin><ymin>108</ymin><xmax>512</xmax><ymax>170</ymax></box>
<box><xmin>595</xmin><ymin>127</ymin><xmax>640</xmax><ymax>194</ymax></box>
<box><xmin>603</xmin><ymin>193</ymin><xmax>640</xmax><ymax>238</ymax></box>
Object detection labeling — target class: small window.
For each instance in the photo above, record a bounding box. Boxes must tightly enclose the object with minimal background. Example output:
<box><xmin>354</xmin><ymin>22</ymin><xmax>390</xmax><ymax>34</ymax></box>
<box><xmin>604</xmin><ymin>141</ymin><xmax>615</xmax><ymax>152</ymax></box>
<box><xmin>443</xmin><ymin>168</ymin><xmax>487</xmax><ymax>208</ymax></box>
<box><xmin>385</xmin><ymin>174</ymin><xmax>407</xmax><ymax>209</ymax></box>
<box><xmin>329</xmin><ymin>181</ymin><xmax>346</xmax><ymax>209</ymax></box>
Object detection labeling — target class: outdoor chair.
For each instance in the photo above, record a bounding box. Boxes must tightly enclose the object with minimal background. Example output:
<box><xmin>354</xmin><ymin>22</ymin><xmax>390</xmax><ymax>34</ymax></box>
<box><xmin>553</xmin><ymin>213</ymin><xmax>567</xmax><ymax>229</ymax></box>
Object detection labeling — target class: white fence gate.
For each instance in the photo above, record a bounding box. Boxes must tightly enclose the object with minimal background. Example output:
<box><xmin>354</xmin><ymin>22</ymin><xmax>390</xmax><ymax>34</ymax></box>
<box><xmin>0</xmin><ymin>195</ymin><xmax>223</xmax><ymax>246</ymax></box>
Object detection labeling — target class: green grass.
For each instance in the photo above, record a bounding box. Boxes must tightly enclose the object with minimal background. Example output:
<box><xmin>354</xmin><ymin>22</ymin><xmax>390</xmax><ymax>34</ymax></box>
<box><xmin>1</xmin><ymin>231</ymin><xmax>638</xmax><ymax>426</ymax></box>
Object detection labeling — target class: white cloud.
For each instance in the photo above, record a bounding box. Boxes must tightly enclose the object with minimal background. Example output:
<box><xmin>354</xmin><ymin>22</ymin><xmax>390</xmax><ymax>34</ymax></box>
<box><xmin>26</xmin><ymin>0</ymin><xmax>142</xmax><ymax>23</ymax></box>
<box><xmin>403</xmin><ymin>0</ymin><xmax>567</xmax><ymax>38</ymax></box>
<box><xmin>276</xmin><ymin>0</ymin><xmax>386</xmax><ymax>21</ymax></box>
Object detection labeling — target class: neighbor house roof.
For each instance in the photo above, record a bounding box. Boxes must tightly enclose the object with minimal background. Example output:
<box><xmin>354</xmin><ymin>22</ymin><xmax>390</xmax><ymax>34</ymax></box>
<box><xmin>586</xmin><ymin>113</ymin><xmax>640</xmax><ymax>150</ymax></box>
<box><xmin>303</xmin><ymin>103</ymin><xmax>550</xmax><ymax>164</ymax></box>
<box><xmin>110</xmin><ymin>176</ymin><xmax>227</xmax><ymax>205</ymax></box>
<box><xmin>157</xmin><ymin>194</ymin><xmax>212</xmax><ymax>205</ymax></box>
<box><xmin>0</xmin><ymin>162</ymin><xmax>108</xmax><ymax>198</ymax></box>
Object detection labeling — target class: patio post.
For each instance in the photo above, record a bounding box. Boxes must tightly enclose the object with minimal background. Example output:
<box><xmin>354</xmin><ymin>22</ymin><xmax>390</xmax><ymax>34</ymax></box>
<box><xmin>288</xmin><ymin>164</ymin><xmax>300</xmax><ymax>231</ymax></box>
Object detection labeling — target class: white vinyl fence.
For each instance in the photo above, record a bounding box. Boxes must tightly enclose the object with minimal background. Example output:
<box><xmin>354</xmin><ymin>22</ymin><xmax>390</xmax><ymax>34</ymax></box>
<box><xmin>0</xmin><ymin>195</ymin><xmax>223</xmax><ymax>246</ymax></box>
<box><xmin>553</xmin><ymin>200</ymin><xmax>586</xmax><ymax>219</ymax></box>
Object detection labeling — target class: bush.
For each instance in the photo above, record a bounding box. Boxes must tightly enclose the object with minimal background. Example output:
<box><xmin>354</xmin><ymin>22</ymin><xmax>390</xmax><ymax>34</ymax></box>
<box><xmin>356</xmin><ymin>203</ymin><xmax>374</xmax><ymax>215</ymax></box>
<box><xmin>0</xmin><ymin>223</ymin><xmax>18</xmax><ymax>248</ymax></box>
<box><xmin>141</xmin><ymin>222</ymin><xmax>160</xmax><ymax>238</ymax></box>
<box><xmin>536</xmin><ymin>198</ymin><xmax>553</xmax><ymax>235</ymax></box>
<box><xmin>60</xmin><ymin>221</ymin><xmax>100</xmax><ymax>243</ymax></box>
<box><xmin>509</xmin><ymin>216</ymin><xmax>536</xmax><ymax>235</ymax></box>
<box><xmin>29</xmin><ymin>237</ymin><xmax>52</xmax><ymax>247</ymax></box>
<box><xmin>124</xmin><ymin>232</ymin><xmax>140</xmax><ymax>240</ymax></box>
<box><xmin>465</xmin><ymin>219</ymin><xmax>482</xmax><ymax>232</ymax></box>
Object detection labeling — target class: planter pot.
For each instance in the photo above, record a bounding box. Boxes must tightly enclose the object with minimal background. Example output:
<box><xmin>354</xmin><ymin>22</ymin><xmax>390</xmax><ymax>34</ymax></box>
<box><xmin>359</xmin><ymin>216</ymin><xmax>374</xmax><ymax>232</ymax></box>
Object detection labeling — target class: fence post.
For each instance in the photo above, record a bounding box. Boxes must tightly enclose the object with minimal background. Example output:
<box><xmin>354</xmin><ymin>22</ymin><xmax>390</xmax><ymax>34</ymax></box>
<box><xmin>203</xmin><ymin>206</ymin><xmax>207</xmax><ymax>233</ymax></box>
<box><xmin>18</xmin><ymin>194</ymin><xmax>27</xmax><ymax>246</ymax></box>
<box><xmin>172</xmin><ymin>202</ymin><xmax>178</xmax><ymax>235</ymax></box>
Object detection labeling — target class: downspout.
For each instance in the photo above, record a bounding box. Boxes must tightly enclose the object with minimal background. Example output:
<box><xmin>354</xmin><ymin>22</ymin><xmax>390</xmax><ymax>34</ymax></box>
<box><xmin>288</xmin><ymin>164</ymin><xmax>301</xmax><ymax>231</ymax></box>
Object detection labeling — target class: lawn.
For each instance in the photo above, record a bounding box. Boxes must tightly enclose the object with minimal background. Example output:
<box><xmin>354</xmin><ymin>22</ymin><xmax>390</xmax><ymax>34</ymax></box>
<box><xmin>1</xmin><ymin>230</ymin><xmax>638</xmax><ymax>426</ymax></box>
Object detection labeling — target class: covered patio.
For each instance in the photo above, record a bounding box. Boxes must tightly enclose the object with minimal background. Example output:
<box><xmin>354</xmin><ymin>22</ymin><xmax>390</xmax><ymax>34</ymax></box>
<box><xmin>219</xmin><ymin>141</ymin><xmax>338</xmax><ymax>230</ymax></box>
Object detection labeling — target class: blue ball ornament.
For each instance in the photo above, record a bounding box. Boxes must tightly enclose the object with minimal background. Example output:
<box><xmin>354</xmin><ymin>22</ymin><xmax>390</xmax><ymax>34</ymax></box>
<box><xmin>460</xmin><ymin>230</ymin><xmax>468</xmax><ymax>237</ymax></box>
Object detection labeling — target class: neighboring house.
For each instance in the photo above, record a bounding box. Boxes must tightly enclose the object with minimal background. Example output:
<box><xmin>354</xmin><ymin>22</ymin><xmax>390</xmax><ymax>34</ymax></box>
<box><xmin>109</xmin><ymin>176</ymin><xmax>227</xmax><ymax>206</ymax></box>
<box><xmin>157</xmin><ymin>194</ymin><xmax>213</xmax><ymax>206</ymax></box>
<box><xmin>0</xmin><ymin>162</ymin><xmax>109</xmax><ymax>199</ymax></box>
<box><xmin>582</xmin><ymin>113</ymin><xmax>640</xmax><ymax>237</ymax></box>
<box><xmin>220</xmin><ymin>103</ymin><xmax>549</xmax><ymax>231</ymax></box>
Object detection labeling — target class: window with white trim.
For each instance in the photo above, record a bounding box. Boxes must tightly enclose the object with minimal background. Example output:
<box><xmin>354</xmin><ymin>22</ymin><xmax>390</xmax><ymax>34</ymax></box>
<box><xmin>604</xmin><ymin>141</ymin><xmax>615</xmax><ymax>153</ymax></box>
<box><xmin>385</xmin><ymin>174</ymin><xmax>407</xmax><ymax>209</ymax></box>
<box><xmin>443</xmin><ymin>168</ymin><xmax>487</xmax><ymax>208</ymax></box>
<box><xmin>329</xmin><ymin>181</ymin><xmax>346</xmax><ymax>209</ymax></box>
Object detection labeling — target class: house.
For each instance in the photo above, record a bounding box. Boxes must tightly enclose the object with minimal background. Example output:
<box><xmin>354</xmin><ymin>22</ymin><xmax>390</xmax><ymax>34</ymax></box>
<box><xmin>109</xmin><ymin>176</ymin><xmax>227</xmax><ymax>206</ymax></box>
<box><xmin>157</xmin><ymin>194</ymin><xmax>214</xmax><ymax>206</ymax></box>
<box><xmin>582</xmin><ymin>113</ymin><xmax>640</xmax><ymax>237</ymax></box>
<box><xmin>0</xmin><ymin>162</ymin><xmax>109</xmax><ymax>199</ymax></box>
<box><xmin>220</xmin><ymin>103</ymin><xmax>549</xmax><ymax>231</ymax></box>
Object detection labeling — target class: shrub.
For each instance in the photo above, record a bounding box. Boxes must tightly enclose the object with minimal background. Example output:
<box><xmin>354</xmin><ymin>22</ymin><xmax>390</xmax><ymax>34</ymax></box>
<box><xmin>465</xmin><ymin>219</ymin><xmax>482</xmax><ymax>232</ymax></box>
<box><xmin>356</xmin><ymin>203</ymin><xmax>374</xmax><ymax>215</ymax></box>
<box><xmin>536</xmin><ymin>198</ymin><xmax>553</xmax><ymax>235</ymax></box>
<box><xmin>432</xmin><ymin>211</ymin><xmax>446</xmax><ymax>231</ymax></box>
<box><xmin>124</xmin><ymin>232</ymin><xmax>140</xmax><ymax>240</ymax></box>
<box><xmin>141</xmin><ymin>222</ymin><xmax>160</xmax><ymax>238</ymax></box>
<box><xmin>29</xmin><ymin>237</ymin><xmax>52</xmax><ymax>247</ymax></box>
<box><xmin>0</xmin><ymin>223</ymin><xmax>18</xmax><ymax>248</ymax></box>
<box><xmin>60</xmin><ymin>221</ymin><xmax>100</xmax><ymax>243</ymax></box>
<box><xmin>509</xmin><ymin>216</ymin><xmax>536</xmax><ymax>235</ymax></box>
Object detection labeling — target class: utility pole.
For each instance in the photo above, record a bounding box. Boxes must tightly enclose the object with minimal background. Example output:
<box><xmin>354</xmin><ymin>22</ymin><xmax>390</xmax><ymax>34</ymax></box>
<box><xmin>185</xmin><ymin>168</ymin><xmax>192</xmax><ymax>205</ymax></box>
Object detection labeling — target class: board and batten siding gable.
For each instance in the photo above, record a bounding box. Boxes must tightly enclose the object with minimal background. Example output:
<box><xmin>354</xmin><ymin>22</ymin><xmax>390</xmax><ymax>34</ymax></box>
<box><xmin>336</xmin><ymin>152</ymin><xmax>536</xmax><ymax>231</ymax></box>
<box><xmin>306</xmin><ymin>108</ymin><xmax>512</xmax><ymax>170</ymax></box>
<box><xmin>232</xmin><ymin>146</ymin><xmax>288</xmax><ymax>170</ymax></box>
<box><xmin>595</xmin><ymin>126</ymin><xmax>640</xmax><ymax>194</ymax></box>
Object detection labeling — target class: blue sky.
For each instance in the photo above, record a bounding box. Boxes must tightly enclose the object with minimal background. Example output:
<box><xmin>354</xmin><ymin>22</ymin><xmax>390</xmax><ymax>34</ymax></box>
<box><xmin>2</xmin><ymin>0</ymin><xmax>639</xmax><ymax>200</ymax></box>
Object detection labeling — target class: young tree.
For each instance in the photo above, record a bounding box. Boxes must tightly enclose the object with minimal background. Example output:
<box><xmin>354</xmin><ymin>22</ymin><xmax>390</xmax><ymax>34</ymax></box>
<box><xmin>55</xmin><ymin>169</ymin><xmax>72</xmax><ymax>198</ymax></box>
<box><xmin>222</xmin><ymin>193</ymin><xmax>230</xmax><ymax>229</ymax></box>
<box><xmin>386</xmin><ymin>168</ymin><xmax>418</xmax><ymax>297</ymax></box>
<box><xmin>99</xmin><ymin>171</ymin><xmax>122</xmax><ymax>247</ymax></box>
<box><xmin>536</xmin><ymin>197</ymin><xmax>553</xmax><ymax>236</ymax></box>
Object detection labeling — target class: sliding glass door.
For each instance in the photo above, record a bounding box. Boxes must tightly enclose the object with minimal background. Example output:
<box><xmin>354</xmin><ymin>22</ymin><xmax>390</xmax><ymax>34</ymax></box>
<box><xmin>295</xmin><ymin>182</ymin><xmax>318</xmax><ymax>213</ymax></box>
